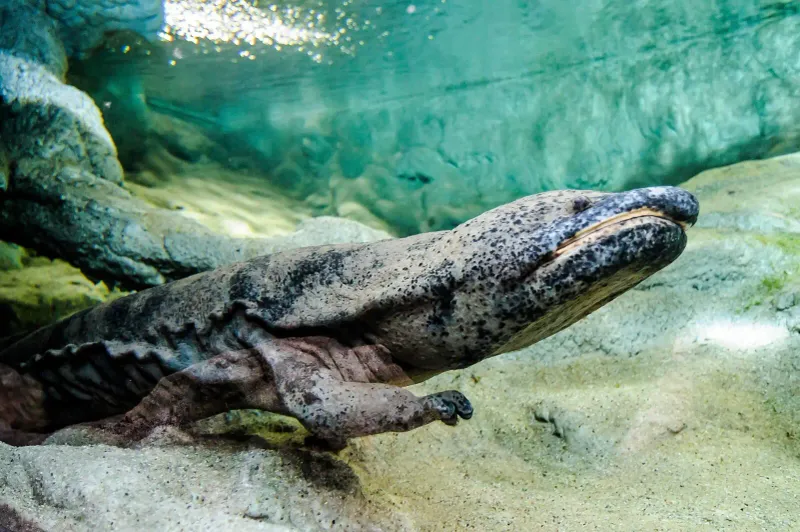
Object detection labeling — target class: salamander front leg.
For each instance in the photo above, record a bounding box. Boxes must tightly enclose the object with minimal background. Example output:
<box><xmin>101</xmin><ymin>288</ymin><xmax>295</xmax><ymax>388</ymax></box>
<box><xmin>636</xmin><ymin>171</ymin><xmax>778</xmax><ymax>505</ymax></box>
<box><xmin>278</xmin><ymin>372</ymin><xmax>474</xmax><ymax>450</ymax></box>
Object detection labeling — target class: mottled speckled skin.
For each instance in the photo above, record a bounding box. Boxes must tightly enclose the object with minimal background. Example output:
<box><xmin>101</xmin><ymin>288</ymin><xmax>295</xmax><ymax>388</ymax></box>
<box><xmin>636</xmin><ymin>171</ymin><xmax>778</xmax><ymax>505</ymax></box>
<box><xmin>0</xmin><ymin>186</ymin><xmax>698</xmax><ymax>448</ymax></box>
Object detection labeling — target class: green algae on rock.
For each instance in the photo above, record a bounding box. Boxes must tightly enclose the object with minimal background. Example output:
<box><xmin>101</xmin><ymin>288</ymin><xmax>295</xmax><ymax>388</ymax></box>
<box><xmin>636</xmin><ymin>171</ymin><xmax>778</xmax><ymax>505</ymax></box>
<box><xmin>0</xmin><ymin>242</ymin><xmax>23</xmax><ymax>271</ymax></box>
<box><xmin>0</xmin><ymin>247</ymin><xmax>125</xmax><ymax>338</ymax></box>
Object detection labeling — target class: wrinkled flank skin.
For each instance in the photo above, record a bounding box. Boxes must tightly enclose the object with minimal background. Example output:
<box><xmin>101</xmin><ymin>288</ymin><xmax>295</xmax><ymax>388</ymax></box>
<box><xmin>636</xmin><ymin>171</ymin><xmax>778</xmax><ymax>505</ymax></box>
<box><xmin>0</xmin><ymin>186</ymin><xmax>698</xmax><ymax>449</ymax></box>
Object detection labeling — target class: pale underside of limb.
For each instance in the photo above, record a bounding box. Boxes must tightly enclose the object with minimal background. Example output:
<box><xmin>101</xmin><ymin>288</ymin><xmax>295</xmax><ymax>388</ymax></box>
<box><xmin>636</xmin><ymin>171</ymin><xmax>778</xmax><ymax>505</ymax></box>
<box><xmin>68</xmin><ymin>337</ymin><xmax>473</xmax><ymax>450</ymax></box>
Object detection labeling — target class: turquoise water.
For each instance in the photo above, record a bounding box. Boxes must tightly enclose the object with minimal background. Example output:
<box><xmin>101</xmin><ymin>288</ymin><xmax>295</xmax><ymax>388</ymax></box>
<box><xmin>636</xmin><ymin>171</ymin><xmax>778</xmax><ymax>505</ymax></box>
<box><xmin>68</xmin><ymin>1</ymin><xmax>800</xmax><ymax>234</ymax></box>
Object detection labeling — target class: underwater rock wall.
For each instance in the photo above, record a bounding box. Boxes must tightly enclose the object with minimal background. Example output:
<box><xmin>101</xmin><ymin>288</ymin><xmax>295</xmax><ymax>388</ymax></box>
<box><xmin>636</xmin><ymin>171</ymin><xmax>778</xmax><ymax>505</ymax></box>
<box><xmin>79</xmin><ymin>0</ymin><xmax>800</xmax><ymax>234</ymax></box>
<box><xmin>0</xmin><ymin>1</ymin><xmax>389</xmax><ymax>288</ymax></box>
<box><xmin>46</xmin><ymin>0</ymin><xmax>164</xmax><ymax>56</ymax></box>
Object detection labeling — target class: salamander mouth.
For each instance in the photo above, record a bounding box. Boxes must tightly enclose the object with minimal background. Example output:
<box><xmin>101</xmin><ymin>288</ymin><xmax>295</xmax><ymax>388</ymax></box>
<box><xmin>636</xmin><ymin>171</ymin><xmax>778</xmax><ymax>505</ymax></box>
<box><xmin>553</xmin><ymin>208</ymin><xmax>686</xmax><ymax>258</ymax></box>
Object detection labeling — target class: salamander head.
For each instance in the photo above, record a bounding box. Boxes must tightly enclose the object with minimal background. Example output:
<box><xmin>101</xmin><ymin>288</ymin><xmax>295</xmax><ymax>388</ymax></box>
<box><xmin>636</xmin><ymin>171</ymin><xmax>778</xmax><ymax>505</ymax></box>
<box><xmin>380</xmin><ymin>186</ymin><xmax>699</xmax><ymax>371</ymax></box>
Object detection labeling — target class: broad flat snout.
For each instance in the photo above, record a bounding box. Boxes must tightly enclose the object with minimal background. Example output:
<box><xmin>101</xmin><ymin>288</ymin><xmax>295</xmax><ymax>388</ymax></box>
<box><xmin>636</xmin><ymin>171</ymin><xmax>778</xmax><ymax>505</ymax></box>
<box><xmin>591</xmin><ymin>186</ymin><xmax>699</xmax><ymax>226</ymax></box>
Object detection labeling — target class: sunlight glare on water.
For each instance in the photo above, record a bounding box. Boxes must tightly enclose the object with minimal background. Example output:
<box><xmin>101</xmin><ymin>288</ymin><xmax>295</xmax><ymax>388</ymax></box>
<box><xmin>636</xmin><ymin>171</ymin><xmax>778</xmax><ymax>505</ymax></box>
<box><xmin>160</xmin><ymin>0</ymin><xmax>378</xmax><ymax>61</ymax></box>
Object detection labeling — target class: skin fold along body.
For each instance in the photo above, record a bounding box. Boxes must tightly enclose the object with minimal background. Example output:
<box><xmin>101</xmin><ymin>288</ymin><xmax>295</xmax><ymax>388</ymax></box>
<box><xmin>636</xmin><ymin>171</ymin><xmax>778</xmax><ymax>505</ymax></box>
<box><xmin>0</xmin><ymin>186</ymin><xmax>699</xmax><ymax>448</ymax></box>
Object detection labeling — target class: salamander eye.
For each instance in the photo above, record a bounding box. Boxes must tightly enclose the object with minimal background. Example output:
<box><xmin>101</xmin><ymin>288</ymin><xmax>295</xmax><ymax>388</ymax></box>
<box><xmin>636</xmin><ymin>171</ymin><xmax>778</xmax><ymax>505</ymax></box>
<box><xmin>571</xmin><ymin>195</ymin><xmax>592</xmax><ymax>213</ymax></box>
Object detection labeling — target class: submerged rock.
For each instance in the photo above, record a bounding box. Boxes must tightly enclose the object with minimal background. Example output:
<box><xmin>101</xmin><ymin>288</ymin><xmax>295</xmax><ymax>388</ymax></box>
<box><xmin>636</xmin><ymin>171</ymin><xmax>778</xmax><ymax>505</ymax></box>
<box><xmin>2</xmin><ymin>1</ymin><xmax>374</xmax><ymax>290</ymax></box>
<box><xmin>0</xmin><ymin>441</ymin><xmax>410</xmax><ymax>531</ymax></box>
<box><xmin>47</xmin><ymin>0</ymin><xmax>164</xmax><ymax>57</ymax></box>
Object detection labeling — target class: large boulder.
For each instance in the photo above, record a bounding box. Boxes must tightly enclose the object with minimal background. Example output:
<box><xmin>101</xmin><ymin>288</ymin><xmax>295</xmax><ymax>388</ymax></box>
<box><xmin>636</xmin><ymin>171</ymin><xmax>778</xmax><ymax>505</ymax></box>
<box><xmin>0</xmin><ymin>1</ymin><xmax>67</xmax><ymax>75</ymax></box>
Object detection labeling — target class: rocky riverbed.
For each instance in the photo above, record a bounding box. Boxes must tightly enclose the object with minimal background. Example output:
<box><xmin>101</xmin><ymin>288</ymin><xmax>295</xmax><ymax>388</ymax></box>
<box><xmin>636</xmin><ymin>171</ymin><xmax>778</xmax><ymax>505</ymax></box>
<box><xmin>2</xmin><ymin>154</ymin><xmax>800</xmax><ymax>530</ymax></box>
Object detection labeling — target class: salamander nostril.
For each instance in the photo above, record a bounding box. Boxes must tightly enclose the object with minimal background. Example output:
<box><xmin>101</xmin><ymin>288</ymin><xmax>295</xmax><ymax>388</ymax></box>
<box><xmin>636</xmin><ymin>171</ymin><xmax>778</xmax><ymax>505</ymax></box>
<box><xmin>572</xmin><ymin>195</ymin><xmax>592</xmax><ymax>213</ymax></box>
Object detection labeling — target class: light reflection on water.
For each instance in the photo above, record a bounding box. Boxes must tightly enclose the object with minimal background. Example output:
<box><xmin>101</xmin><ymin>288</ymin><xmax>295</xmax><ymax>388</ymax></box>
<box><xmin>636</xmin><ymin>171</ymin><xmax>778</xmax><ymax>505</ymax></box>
<box><xmin>160</xmin><ymin>0</ymin><xmax>388</xmax><ymax>62</ymax></box>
